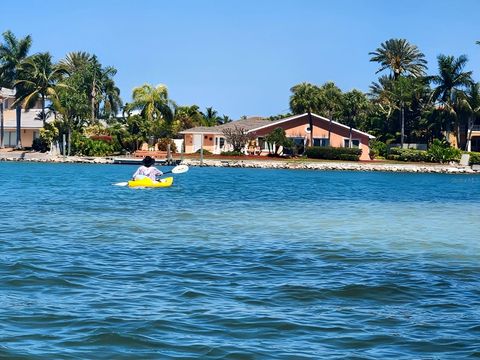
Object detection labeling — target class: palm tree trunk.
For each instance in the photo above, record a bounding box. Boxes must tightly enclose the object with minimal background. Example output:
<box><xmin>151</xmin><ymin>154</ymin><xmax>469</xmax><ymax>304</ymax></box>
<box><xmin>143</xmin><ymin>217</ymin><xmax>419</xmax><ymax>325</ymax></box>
<box><xmin>466</xmin><ymin>116</ymin><xmax>473</xmax><ymax>152</ymax></box>
<box><xmin>68</xmin><ymin>128</ymin><xmax>71</xmax><ymax>156</ymax></box>
<box><xmin>42</xmin><ymin>94</ymin><xmax>46</xmax><ymax>126</ymax></box>
<box><xmin>400</xmin><ymin>104</ymin><xmax>405</xmax><ymax>148</ymax></box>
<box><xmin>0</xmin><ymin>101</ymin><xmax>4</xmax><ymax>149</ymax></box>
<box><xmin>308</xmin><ymin>111</ymin><xmax>313</xmax><ymax>146</ymax></box>
<box><xmin>15</xmin><ymin>105</ymin><xmax>22</xmax><ymax>149</ymax></box>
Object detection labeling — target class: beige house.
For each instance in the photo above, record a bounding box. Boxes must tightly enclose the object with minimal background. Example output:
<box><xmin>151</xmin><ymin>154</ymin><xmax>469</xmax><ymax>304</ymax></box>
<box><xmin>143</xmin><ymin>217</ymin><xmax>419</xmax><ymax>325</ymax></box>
<box><xmin>180</xmin><ymin>113</ymin><xmax>375</xmax><ymax>160</ymax></box>
<box><xmin>0</xmin><ymin>88</ymin><xmax>47</xmax><ymax>148</ymax></box>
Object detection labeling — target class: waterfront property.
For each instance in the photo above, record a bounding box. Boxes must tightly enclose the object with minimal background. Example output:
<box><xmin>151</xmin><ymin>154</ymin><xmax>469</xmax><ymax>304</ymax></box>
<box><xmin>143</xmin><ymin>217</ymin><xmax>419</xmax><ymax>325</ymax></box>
<box><xmin>180</xmin><ymin>113</ymin><xmax>375</xmax><ymax>160</ymax></box>
<box><xmin>0</xmin><ymin>90</ymin><xmax>47</xmax><ymax>148</ymax></box>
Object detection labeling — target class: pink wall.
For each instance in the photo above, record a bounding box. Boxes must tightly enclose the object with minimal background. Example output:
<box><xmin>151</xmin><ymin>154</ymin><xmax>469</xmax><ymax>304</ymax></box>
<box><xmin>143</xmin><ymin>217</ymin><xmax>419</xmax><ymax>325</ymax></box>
<box><xmin>182</xmin><ymin>114</ymin><xmax>373</xmax><ymax>160</ymax></box>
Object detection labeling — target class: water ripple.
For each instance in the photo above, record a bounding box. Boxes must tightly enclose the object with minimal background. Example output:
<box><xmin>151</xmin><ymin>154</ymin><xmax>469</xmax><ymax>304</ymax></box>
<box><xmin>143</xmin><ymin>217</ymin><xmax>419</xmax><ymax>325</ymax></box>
<box><xmin>0</xmin><ymin>163</ymin><xmax>479</xmax><ymax>358</ymax></box>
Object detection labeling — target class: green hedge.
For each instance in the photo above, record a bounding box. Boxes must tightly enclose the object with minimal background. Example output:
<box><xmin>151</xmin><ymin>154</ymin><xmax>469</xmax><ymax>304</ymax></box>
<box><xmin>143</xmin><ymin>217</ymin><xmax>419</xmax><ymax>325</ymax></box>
<box><xmin>386</xmin><ymin>148</ymin><xmax>431</xmax><ymax>162</ymax></box>
<box><xmin>220</xmin><ymin>150</ymin><xmax>245</xmax><ymax>156</ymax></box>
<box><xmin>468</xmin><ymin>152</ymin><xmax>480</xmax><ymax>165</ymax></box>
<box><xmin>305</xmin><ymin>146</ymin><xmax>362</xmax><ymax>161</ymax></box>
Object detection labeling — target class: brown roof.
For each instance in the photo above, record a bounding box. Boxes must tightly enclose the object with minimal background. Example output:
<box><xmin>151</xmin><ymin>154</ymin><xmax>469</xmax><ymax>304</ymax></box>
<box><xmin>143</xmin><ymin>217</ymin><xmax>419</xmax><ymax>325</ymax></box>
<box><xmin>179</xmin><ymin>113</ymin><xmax>375</xmax><ymax>139</ymax></box>
<box><xmin>179</xmin><ymin>116</ymin><xmax>271</xmax><ymax>134</ymax></box>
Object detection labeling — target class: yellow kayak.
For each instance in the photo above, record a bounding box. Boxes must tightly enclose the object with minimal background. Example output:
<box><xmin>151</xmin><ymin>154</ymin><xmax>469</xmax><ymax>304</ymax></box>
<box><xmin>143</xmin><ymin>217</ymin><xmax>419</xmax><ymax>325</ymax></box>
<box><xmin>127</xmin><ymin>177</ymin><xmax>174</xmax><ymax>188</ymax></box>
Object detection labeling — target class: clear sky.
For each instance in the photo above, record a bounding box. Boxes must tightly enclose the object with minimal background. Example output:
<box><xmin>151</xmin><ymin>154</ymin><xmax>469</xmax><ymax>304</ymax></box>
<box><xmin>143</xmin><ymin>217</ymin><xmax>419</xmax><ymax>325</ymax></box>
<box><xmin>3</xmin><ymin>0</ymin><xmax>480</xmax><ymax>118</ymax></box>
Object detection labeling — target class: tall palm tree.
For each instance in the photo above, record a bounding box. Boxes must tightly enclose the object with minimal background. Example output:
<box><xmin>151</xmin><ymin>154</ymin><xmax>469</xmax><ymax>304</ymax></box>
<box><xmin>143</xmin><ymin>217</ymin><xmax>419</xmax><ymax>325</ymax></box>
<box><xmin>126</xmin><ymin>84</ymin><xmax>174</xmax><ymax>141</ymax></box>
<box><xmin>0</xmin><ymin>30</ymin><xmax>32</xmax><ymax>148</ymax></box>
<box><xmin>431</xmin><ymin>54</ymin><xmax>473</xmax><ymax>146</ymax></box>
<box><xmin>14</xmin><ymin>52</ymin><xmax>65</xmax><ymax>126</ymax></box>
<box><xmin>369</xmin><ymin>38</ymin><xmax>427</xmax><ymax>80</ymax></box>
<box><xmin>289</xmin><ymin>82</ymin><xmax>321</xmax><ymax>146</ymax></box>
<box><xmin>370</xmin><ymin>75</ymin><xmax>426</xmax><ymax>146</ymax></box>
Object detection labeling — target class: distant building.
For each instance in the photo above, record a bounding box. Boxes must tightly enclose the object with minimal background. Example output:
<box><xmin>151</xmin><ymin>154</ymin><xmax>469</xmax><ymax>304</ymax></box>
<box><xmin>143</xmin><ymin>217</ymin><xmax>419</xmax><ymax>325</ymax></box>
<box><xmin>180</xmin><ymin>112</ymin><xmax>375</xmax><ymax>160</ymax></box>
<box><xmin>0</xmin><ymin>88</ymin><xmax>51</xmax><ymax>148</ymax></box>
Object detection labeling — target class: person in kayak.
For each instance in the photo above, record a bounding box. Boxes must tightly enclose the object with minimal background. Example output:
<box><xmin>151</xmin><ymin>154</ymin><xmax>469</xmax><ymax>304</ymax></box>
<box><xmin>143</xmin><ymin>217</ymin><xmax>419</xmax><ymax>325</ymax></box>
<box><xmin>132</xmin><ymin>156</ymin><xmax>163</xmax><ymax>181</ymax></box>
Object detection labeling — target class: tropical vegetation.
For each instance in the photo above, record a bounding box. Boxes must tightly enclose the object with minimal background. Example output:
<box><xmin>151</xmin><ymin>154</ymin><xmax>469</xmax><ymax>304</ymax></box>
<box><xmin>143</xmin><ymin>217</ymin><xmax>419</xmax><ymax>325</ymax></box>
<box><xmin>1</xmin><ymin>30</ymin><xmax>480</xmax><ymax>162</ymax></box>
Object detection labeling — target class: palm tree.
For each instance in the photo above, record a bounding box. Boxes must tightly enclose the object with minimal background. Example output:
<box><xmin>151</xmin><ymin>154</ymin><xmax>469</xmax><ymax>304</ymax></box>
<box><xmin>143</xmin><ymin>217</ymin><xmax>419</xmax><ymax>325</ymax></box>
<box><xmin>370</xmin><ymin>75</ymin><xmax>426</xmax><ymax>147</ymax></box>
<box><xmin>0</xmin><ymin>30</ymin><xmax>32</xmax><ymax>148</ymax></box>
<box><xmin>14</xmin><ymin>52</ymin><xmax>65</xmax><ymax>126</ymax></box>
<box><xmin>318</xmin><ymin>82</ymin><xmax>343</xmax><ymax>145</ymax></box>
<box><xmin>431</xmin><ymin>54</ymin><xmax>473</xmax><ymax>146</ymax></box>
<box><xmin>289</xmin><ymin>82</ymin><xmax>321</xmax><ymax>146</ymax></box>
<box><xmin>455</xmin><ymin>82</ymin><xmax>480</xmax><ymax>151</ymax></box>
<box><xmin>126</xmin><ymin>83</ymin><xmax>174</xmax><ymax>141</ymax></box>
<box><xmin>202</xmin><ymin>107</ymin><xmax>220</xmax><ymax>126</ymax></box>
<box><xmin>219</xmin><ymin>115</ymin><xmax>232</xmax><ymax>124</ymax></box>
<box><xmin>172</xmin><ymin>105</ymin><xmax>204</xmax><ymax>133</ymax></box>
<box><xmin>342</xmin><ymin>89</ymin><xmax>369</xmax><ymax>147</ymax></box>
<box><xmin>369</xmin><ymin>38</ymin><xmax>427</xmax><ymax>80</ymax></box>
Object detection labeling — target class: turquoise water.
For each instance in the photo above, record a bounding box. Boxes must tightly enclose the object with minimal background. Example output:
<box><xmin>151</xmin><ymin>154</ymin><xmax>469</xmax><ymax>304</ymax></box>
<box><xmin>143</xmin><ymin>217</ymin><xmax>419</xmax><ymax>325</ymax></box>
<box><xmin>1</xmin><ymin>162</ymin><xmax>479</xmax><ymax>359</ymax></box>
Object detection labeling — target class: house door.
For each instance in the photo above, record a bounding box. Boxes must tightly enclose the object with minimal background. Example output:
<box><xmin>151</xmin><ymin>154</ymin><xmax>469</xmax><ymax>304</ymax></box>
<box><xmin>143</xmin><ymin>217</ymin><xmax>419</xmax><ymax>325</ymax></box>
<box><xmin>193</xmin><ymin>134</ymin><xmax>202</xmax><ymax>152</ymax></box>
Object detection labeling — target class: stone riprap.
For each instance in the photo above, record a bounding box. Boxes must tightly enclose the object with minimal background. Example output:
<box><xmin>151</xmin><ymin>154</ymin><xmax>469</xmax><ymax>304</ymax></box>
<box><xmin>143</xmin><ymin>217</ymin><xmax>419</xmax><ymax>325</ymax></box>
<box><xmin>0</xmin><ymin>151</ymin><xmax>477</xmax><ymax>173</ymax></box>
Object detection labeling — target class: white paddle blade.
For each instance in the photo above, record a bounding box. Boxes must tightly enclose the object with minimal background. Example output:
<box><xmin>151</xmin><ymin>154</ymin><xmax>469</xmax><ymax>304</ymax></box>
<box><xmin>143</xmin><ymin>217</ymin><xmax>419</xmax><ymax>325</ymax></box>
<box><xmin>113</xmin><ymin>182</ymin><xmax>129</xmax><ymax>186</ymax></box>
<box><xmin>171</xmin><ymin>164</ymin><xmax>189</xmax><ymax>174</ymax></box>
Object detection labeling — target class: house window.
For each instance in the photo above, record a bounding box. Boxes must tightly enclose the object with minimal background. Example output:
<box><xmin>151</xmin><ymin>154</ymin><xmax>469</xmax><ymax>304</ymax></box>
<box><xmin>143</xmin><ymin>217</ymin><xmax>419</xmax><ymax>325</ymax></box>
<box><xmin>344</xmin><ymin>139</ymin><xmax>360</xmax><ymax>148</ymax></box>
<box><xmin>258</xmin><ymin>137</ymin><xmax>270</xmax><ymax>151</ymax></box>
<box><xmin>219</xmin><ymin>137</ymin><xmax>225</xmax><ymax>148</ymax></box>
<box><xmin>313</xmin><ymin>138</ymin><xmax>329</xmax><ymax>147</ymax></box>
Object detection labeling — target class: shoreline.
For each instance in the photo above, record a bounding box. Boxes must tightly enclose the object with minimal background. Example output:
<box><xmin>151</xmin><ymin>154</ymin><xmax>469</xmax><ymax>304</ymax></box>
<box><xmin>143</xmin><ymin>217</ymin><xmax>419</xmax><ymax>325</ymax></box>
<box><xmin>0</xmin><ymin>150</ymin><xmax>478</xmax><ymax>174</ymax></box>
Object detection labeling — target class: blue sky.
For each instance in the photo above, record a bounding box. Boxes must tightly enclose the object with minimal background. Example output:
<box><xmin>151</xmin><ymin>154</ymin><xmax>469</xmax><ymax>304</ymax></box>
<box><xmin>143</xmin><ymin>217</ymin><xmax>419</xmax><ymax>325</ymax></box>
<box><xmin>4</xmin><ymin>0</ymin><xmax>480</xmax><ymax>118</ymax></box>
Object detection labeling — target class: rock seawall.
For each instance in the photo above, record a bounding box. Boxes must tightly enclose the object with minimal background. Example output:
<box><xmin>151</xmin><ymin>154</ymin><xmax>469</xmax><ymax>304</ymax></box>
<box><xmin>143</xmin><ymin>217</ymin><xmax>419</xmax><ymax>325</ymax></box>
<box><xmin>181</xmin><ymin>159</ymin><xmax>478</xmax><ymax>174</ymax></box>
<box><xmin>0</xmin><ymin>151</ymin><xmax>477</xmax><ymax>173</ymax></box>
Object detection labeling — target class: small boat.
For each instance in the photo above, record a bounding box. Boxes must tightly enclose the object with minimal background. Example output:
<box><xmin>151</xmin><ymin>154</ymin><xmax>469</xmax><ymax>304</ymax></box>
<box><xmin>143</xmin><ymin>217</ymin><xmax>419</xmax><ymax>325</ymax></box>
<box><xmin>127</xmin><ymin>176</ymin><xmax>174</xmax><ymax>188</ymax></box>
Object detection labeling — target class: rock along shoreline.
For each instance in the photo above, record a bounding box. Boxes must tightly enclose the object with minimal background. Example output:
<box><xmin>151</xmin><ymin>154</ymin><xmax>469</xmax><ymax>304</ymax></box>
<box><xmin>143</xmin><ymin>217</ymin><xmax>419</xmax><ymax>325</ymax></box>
<box><xmin>1</xmin><ymin>151</ymin><xmax>477</xmax><ymax>174</ymax></box>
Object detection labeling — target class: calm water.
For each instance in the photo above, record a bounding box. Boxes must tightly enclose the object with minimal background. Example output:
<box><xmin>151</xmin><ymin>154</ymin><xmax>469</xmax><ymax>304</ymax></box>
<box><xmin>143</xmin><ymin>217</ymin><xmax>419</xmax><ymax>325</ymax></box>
<box><xmin>0</xmin><ymin>162</ymin><xmax>479</xmax><ymax>359</ymax></box>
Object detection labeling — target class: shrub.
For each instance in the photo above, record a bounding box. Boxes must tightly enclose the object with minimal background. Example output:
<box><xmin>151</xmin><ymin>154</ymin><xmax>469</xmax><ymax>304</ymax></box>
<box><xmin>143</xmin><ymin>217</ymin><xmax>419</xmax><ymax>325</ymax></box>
<box><xmin>195</xmin><ymin>149</ymin><xmax>212</xmax><ymax>155</ymax></box>
<box><xmin>369</xmin><ymin>139</ymin><xmax>387</xmax><ymax>159</ymax></box>
<box><xmin>71</xmin><ymin>132</ymin><xmax>115</xmax><ymax>156</ymax></box>
<box><xmin>386</xmin><ymin>147</ymin><xmax>430</xmax><ymax>162</ymax></box>
<box><xmin>157</xmin><ymin>138</ymin><xmax>177</xmax><ymax>152</ymax></box>
<box><xmin>468</xmin><ymin>151</ymin><xmax>480</xmax><ymax>165</ymax></box>
<box><xmin>426</xmin><ymin>139</ymin><xmax>461</xmax><ymax>163</ymax></box>
<box><xmin>221</xmin><ymin>150</ymin><xmax>245</xmax><ymax>156</ymax></box>
<box><xmin>32</xmin><ymin>137</ymin><xmax>49</xmax><ymax>152</ymax></box>
<box><xmin>305</xmin><ymin>146</ymin><xmax>362</xmax><ymax>161</ymax></box>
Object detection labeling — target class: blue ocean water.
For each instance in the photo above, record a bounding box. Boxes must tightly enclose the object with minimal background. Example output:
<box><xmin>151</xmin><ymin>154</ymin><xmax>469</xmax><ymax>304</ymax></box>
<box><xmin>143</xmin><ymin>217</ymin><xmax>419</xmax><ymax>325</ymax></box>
<box><xmin>0</xmin><ymin>162</ymin><xmax>479</xmax><ymax>359</ymax></box>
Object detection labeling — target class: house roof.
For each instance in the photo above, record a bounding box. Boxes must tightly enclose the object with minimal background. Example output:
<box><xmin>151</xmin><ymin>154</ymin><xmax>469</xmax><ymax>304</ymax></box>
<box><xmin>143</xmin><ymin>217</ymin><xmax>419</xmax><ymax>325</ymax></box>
<box><xmin>179</xmin><ymin>116</ymin><xmax>271</xmax><ymax>134</ymax></box>
<box><xmin>2</xmin><ymin>108</ymin><xmax>52</xmax><ymax>129</ymax></box>
<box><xmin>256</xmin><ymin>113</ymin><xmax>376</xmax><ymax>139</ymax></box>
<box><xmin>179</xmin><ymin>113</ymin><xmax>375</xmax><ymax>139</ymax></box>
<box><xmin>0</xmin><ymin>87</ymin><xmax>15</xmax><ymax>99</ymax></box>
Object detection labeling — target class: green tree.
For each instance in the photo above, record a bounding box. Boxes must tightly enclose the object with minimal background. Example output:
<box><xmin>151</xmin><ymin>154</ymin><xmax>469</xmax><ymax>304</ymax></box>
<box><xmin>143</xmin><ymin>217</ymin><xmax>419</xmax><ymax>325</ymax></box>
<box><xmin>14</xmin><ymin>52</ymin><xmax>66</xmax><ymax>125</ymax></box>
<box><xmin>0</xmin><ymin>30</ymin><xmax>32</xmax><ymax>148</ymax></box>
<box><xmin>431</xmin><ymin>54</ymin><xmax>473</xmax><ymax>146</ymax></box>
<box><xmin>341</xmin><ymin>89</ymin><xmax>369</xmax><ymax>147</ymax></box>
<box><xmin>289</xmin><ymin>82</ymin><xmax>321</xmax><ymax>146</ymax></box>
<box><xmin>369</xmin><ymin>38</ymin><xmax>428</xmax><ymax>80</ymax></box>
<box><xmin>264</xmin><ymin>127</ymin><xmax>293</xmax><ymax>155</ymax></box>
<box><xmin>454</xmin><ymin>82</ymin><xmax>480</xmax><ymax>151</ymax></box>
<box><xmin>126</xmin><ymin>83</ymin><xmax>174</xmax><ymax>141</ymax></box>
<box><xmin>318</xmin><ymin>82</ymin><xmax>343</xmax><ymax>145</ymax></box>
<box><xmin>202</xmin><ymin>106</ymin><xmax>221</xmax><ymax>126</ymax></box>
<box><xmin>172</xmin><ymin>105</ymin><xmax>204</xmax><ymax>134</ymax></box>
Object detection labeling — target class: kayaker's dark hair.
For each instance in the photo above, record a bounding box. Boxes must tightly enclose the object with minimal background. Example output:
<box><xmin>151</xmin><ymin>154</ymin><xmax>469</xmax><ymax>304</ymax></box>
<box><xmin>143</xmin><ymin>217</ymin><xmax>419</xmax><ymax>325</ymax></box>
<box><xmin>142</xmin><ymin>156</ymin><xmax>155</xmax><ymax>167</ymax></box>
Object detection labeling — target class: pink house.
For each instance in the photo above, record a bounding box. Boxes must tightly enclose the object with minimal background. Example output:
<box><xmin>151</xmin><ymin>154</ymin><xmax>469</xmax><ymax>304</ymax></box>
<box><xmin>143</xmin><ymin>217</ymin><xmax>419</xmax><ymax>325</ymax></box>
<box><xmin>180</xmin><ymin>113</ymin><xmax>375</xmax><ymax>160</ymax></box>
